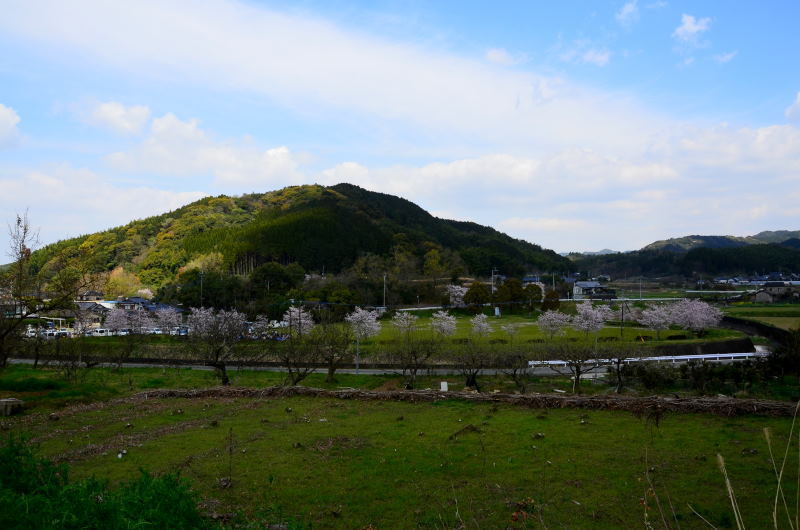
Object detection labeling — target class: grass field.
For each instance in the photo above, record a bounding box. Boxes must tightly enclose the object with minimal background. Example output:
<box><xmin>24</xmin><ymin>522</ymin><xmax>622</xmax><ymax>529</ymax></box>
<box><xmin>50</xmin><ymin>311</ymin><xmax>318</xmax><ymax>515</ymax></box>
<box><xmin>4</xmin><ymin>392</ymin><xmax>797</xmax><ymax>528</ymax></box>
<box><xmin>724</xmin><ymin>304</ymin><xmax>800</xmax><ymax>331</ymax></box>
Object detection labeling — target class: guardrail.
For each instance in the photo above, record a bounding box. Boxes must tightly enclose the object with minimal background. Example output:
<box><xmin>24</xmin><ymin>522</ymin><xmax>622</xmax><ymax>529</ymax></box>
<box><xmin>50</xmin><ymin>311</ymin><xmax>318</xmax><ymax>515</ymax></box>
<box><xmin>530</xmin><ymin>351</ymin><xmax>767</xmax><ymax>367</ymax></box>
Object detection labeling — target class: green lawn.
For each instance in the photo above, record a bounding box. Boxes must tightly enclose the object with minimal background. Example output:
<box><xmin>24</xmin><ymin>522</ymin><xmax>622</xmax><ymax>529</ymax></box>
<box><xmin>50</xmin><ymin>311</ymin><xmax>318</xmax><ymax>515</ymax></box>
<box><xmin>4</xmin><ymin>392</ymin><xmax>797</xmax><ymax>528</ymax></box>
<box><xmin>724</xmin><ymin>304</ymin><xmax>800</xmax><ymax>331</ymax></box>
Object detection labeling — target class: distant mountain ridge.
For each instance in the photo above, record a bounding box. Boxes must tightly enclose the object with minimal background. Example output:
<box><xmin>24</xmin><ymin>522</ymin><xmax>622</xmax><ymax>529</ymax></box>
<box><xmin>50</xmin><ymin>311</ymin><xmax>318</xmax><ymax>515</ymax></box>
<box><xmin>641</xmin><ymin>230</ymin><xmax>800</xmax><ymax>252</ymax></box>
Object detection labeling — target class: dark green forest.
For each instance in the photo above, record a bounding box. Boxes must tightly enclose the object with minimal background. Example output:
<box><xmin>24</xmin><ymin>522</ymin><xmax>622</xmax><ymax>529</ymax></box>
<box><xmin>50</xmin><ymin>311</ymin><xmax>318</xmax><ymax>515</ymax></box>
<box><xmin>572</xmin><ymin>243</ymin><xmax>800</xmax><ymax>278</ymax></box>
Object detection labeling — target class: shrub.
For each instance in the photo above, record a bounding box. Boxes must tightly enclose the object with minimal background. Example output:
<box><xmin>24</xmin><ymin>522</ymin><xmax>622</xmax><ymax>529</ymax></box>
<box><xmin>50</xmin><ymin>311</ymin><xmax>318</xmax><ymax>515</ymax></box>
<box><xmin>0</xmin><ymin>436</ymin><xmax>208</xmax><ymax>529</ymax></box>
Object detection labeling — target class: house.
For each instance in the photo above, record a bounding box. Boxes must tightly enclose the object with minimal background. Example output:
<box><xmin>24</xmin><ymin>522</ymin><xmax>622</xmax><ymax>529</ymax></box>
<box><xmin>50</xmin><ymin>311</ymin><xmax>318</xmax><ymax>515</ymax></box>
<box><xmin>573</xmin><ymin>281</ymin><xmax>616</xmax><ymax>300</ymax></box>
<box><xmin>74</xmin><ymin>301</ymin><xmax>109</xmax><ymax>328</ymax></box>
<box><xmin>522</xmin><ymin>275</ymin><xmax>541</xmax><ymax>286</ymax></box>
<box><xmin>753</xmin><ymin>290</ymin><xmax>775</xmax><ymax>304</ymax></box>
<box><xmin>764</xmin><ymin>282</ymin><xmax>789</xmax><ymax>296</ymax></box>
<box><xmin>78</xmin><ymin>290</ymin><xmax>104</xmax><ymax>301</ymax></box>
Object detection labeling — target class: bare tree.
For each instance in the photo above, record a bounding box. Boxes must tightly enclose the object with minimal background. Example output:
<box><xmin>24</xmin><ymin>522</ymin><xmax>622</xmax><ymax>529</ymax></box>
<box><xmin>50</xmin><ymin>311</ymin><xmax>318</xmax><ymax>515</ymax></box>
<box><xmin>275</xmin><ymin>333</ymin><xmax>320</xmax><ymax>386</ymax></box>
<box><xmin>497</xmin><ymin>325</ymin><xmax>530</xmax><ymax>393</ymax></box>
<box><xmin>546</xmin><ymin>339</ymin><xmax>605</xmax><ymax>394</ymax></box>
<box><xmin>1</xmin><ymin>213</ymin><xmax>82</xmax><ymax>369</ymax></box>
<box><xmin>607</xmin><ymin>343</ymin><xmax>651</xmax><ymax>393</ymax></box>
<box><xmin>314</xmin><ymin>320</ymin><xmax>354</xmax><ymax>383</ymax></box>
<box><xmin>386</xmin><ymin>313</ymin><xmax>439</xmax><ymax>389</ymax></box>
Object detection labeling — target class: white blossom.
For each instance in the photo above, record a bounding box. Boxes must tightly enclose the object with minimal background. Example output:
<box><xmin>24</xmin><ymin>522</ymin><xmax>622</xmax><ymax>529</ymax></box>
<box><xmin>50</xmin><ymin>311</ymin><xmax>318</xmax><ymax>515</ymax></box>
<box><xmin>430</xmin><ymin>310</ymin><xmax>457</xmax><ymax>336</ymax></box>
<box><xmin>445</xmin><ymin>284</ymin><xmax>468</xmax><ymax>308</ymax></box>
<box><xmin>537</xmin><ymin>310</ymin><xmax>571</xmax><ymax>339</ymax></box>
<box><xmin>669</xmin><ymin>299</ymin><xmax>722</xmax><ymax>333</ymax></box>
<box><xmin>470</xmin><ymin>313</ymin><xmax>492</xmax><ymax>336</ymax></box>
<box><xmin>154</xmin><ymin>308</ymin><xmax>181</xmax><ymax>331</ymax></box>
<box><xmin>572</xmin><ymin>301</ymin><xmax>611</xmax><ymax>336</ymax></box>
<box><xmin>187</xmin><ymin>307</ymin><xmax>248</xmax><ymax>341</ymax></box>
<box><xmin>345</xmin><ymin>307</ymin><xmax>382</xmax><ymax>340</ymax></box>
<box><xmin>282</xmin><ymin>306</ymin><xmax>315</xmax><ymax>336</ymax></box>
<box><xmin>391</xmin><ymin>312</ymin><xmax>418</xmax><ymax>335</ymax></box>
<box><xmin>638</xmin><ymin>304</ymin><xmax>672</xmax><ymax>338</ymax></box>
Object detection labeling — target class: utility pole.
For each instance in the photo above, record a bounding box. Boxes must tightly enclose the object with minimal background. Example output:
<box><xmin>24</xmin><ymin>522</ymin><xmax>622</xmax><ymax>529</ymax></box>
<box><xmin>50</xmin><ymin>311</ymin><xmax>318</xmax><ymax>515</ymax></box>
<box><xmin>200</xmin><ymin>270</ymin><xmax>204</xmax><ymax>308</ymax></box>
<box><xmin>383</xmin><ymin>273</ymin><xmax>387</xmax><ymax>308</ymax></box>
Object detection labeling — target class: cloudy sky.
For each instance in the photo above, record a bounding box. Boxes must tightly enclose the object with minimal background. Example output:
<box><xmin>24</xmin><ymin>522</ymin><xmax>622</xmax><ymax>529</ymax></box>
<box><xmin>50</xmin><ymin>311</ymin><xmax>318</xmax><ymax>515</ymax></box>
<box><xmin>1</xmin><ymin>0</ymin><xmax>799</xmax><ymax>254</ymax></box>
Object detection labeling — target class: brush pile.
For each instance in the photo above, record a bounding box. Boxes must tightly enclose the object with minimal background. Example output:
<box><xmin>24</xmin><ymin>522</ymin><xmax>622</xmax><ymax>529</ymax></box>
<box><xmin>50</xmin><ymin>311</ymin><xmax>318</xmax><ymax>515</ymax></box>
<box><xmin>138</xmin><ymin>386</ymin><xmax>798</xmax><ymax>417</ymax></box>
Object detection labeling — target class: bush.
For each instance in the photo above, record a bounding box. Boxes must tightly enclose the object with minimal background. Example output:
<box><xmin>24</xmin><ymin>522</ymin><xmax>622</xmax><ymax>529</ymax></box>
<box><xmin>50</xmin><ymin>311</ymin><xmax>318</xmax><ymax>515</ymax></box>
<box><xmin>622</xmin><ymin>362</ymin><xmax>678</xmax><ymax>390</ymax></box>
<box><xmin>0</xmin><ymin>436</ymin><xmax>208</xmax><ymax>529</ymax></box>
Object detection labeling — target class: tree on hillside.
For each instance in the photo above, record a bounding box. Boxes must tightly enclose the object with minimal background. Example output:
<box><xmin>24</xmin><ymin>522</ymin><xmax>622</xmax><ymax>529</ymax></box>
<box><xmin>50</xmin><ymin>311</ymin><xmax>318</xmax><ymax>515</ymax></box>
<box><xmin>186</xmin><ymin>307</ymin><xmax>248</xmax><ymax>385</ymax></box>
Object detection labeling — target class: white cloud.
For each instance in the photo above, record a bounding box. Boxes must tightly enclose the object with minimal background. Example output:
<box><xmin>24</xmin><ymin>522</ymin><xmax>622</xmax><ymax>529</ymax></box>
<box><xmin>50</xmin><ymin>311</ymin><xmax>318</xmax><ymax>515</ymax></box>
<box><xmin>786</xmin><ymin>92</ymin><xmax>800</xmax><ymax>122</ymax></box>
<box><xmin>672</xmin><ymin>14</ymin><xmax>711</xmax><ymax>44</ymax></box>
<box><xmin>0</xmin><ymin>103</ymin><xmax>21</xmax><ymax>147</ymax></box>
<box><xmin>0</xmin><ymin>0</ymin><xmax>657</xmax><ymax>155</ymax></box>
<box><xmin>0</xmin><ymin>165</ymin><xmax>204</xmax><ymax>251</ymax></box>
<box><xmin>107</xmin><ymin>113</ymin><xmax>304</xmax><ymax>190</ymax></box>
<box><xmin>84</xmin><ymin>101</ymin><xmax>150</xmax><ymax>135</ymax></box>
<box><xmin>713</xmin><ymin>51</ymin><xmax>737</xmax><ymax>64</ymax></box>
<box><xmin>581</xmin><ymin>49</ymin><xmax>611</xmax><ymax>67</ymax></box>
<box><xmin>616</xmin><ymin>1</ymin><xmax>639</xmax><ymax>27</ymax></box>
<box><xmin>485</xmin><ymin>48</ymin><xmax>521</xmax><ymax>66</ymax></box>
<box><xmin>558</xmin><ymin>40</ymin><xmax>612</xmax><ymax>67</ymax></box>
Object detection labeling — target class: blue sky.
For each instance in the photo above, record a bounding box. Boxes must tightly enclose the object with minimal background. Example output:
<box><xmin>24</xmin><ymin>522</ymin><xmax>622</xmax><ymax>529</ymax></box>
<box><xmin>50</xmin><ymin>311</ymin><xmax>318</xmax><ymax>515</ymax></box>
<box><xmin>1</xmin><ymin>0</ymin><xmax>799</xmax><ymax>254</ymax></box>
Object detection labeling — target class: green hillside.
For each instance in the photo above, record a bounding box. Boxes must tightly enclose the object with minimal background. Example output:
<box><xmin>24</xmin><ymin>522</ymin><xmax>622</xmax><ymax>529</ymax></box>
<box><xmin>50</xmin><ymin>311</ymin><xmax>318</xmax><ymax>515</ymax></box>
<box><xmin>641</xmin><ymin>230</ymin><xmax>800</xmax><ymax>253</ymax></box>
<box><xmin>29</xmin><ymin>183</ymin><xmax>569</xmax><ymax>289</ymax></box>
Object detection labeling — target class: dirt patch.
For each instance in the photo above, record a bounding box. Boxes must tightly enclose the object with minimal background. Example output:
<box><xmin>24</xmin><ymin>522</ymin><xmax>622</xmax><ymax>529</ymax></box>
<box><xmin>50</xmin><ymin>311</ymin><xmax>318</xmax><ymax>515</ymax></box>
<box><xmin>312</xmin><ymin>436</ymin><xmax>367</xmax><ymax>453</ymax></box>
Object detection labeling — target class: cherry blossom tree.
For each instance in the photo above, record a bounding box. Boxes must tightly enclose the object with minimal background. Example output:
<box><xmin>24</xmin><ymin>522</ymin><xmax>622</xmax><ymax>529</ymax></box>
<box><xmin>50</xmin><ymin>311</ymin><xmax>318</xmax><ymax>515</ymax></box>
<box><xmin>104</xmin><ymin>308</ymin><xmax>130</xmax><ymax>334</ymax></box>
<box><xmin>187</xmin><ymin>307</ymin><xmax>248</xmax><ymax>385</ymax></box>
<box><xmin>537</xmin><ymin>310</ymin><xmax>571</xmax><ymax>340</ymax></box>
<box><xmin>669</xmin><ymin>299</ymin><xmax>722</xmax><ymax>336</ymax></box>
<box><xmin>638</xmin><ymin>304</ymin><xmax>672</xmax><ymax>340</ymax></box>
<box><xmin>154</xmin><ymin>308</ymin><xmax>182</xmax><ymax>332</ymax></box>
<box><xmin>345</xmin><ymin>307</ymin><xmax>381</xmax><ymax>374</ymax></box>
<box><xmin>282</xmin><ymin>306</ymin><xmax>315</xmax><ymax>336</ymax></box>
<box><xmin>572</xmin><ymin>301</ymin><xmax>612</xmax><ymax>337</ymax></box>
<box><xmin>392</xmin><ymin>311</ymin><xmax>418</xmax><ymax>335</ymax></box>
<box><xmin>470</xmin><ymin>313</ymin><xmax>492</xmax><ymax>337</ymax></box>
<box><xmin>445</xmin><ymin>284</ymin><xmax>467</xmax><ymax>308</ymax></box>
<box><xmin>430</xmin><ymin>310</ymin><xmax>457</xmax><ymax>337</ymax></box>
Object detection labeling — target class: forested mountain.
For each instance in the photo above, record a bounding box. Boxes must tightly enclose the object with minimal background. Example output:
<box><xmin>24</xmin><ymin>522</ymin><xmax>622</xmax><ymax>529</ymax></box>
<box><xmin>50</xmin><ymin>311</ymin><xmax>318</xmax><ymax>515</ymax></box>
<box><xmin>641</xmin><ymin>230</ymin><xmax>800</xmax><ymax>253</ymax></box>
<box><xmin>572</xmin><ymin>244</ymin><xmax>800</xmax><ymax>278</ymax></box>
<box><xmin>28</xmin><ymin>184</ymin><xmax>569</xmax><ymax>292</ymax></box>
